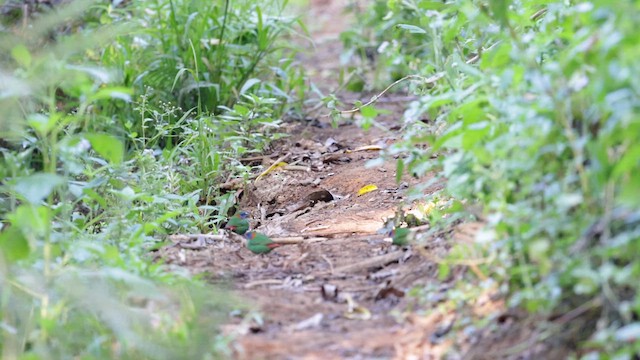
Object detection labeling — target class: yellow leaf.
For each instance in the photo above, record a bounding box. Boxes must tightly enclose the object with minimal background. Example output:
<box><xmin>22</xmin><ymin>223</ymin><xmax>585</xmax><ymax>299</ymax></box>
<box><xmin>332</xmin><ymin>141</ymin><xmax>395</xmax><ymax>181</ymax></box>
<box><xmin>255</xmin><ymin>161</ymin><xmax>288</xmax><ymax>182</ymax></box>
<box><xmin>357</xmin><ymin>184</ymin><xmax>378</xmax><ymax>196</ymax></box>
<box><xmin>343</xmin><ymin>293</ymin><xmax>371</xmax><ymax>320</ymax></box>
<box><xmin>353</xmin><ymin>145</ymin><xmax>383</xmax><ymax>152</ymax></box>
<box><xmin>344</xmin><ymin>305</ymin><xmax>372</xmax><ymax>320</ymax></box>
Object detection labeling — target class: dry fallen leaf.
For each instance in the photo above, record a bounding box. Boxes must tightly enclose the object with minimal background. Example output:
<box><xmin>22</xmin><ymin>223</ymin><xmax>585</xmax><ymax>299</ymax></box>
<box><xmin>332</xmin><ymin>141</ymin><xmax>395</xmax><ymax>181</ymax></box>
<box><xmin>352</xmin><ymin>145</ymin><xmax>383</xmax><ymax>152</ymax></box>
<box><xmin>343</xmin><ymin>293</ymin><xmax>372</xmax><ymax>320</ymax></box>
<box><xmin>357</xmin><ymin>184</ymin><xmax>378</xmax><ymax>196</ymax></box>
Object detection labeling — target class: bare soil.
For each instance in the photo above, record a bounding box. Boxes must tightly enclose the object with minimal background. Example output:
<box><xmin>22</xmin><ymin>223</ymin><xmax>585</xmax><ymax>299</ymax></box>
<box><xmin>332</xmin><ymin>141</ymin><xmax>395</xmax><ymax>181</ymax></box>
<box><xmin>157</xmin><ymin>1</ymin><xmax>569</xmax><ymax>359</ymax></box>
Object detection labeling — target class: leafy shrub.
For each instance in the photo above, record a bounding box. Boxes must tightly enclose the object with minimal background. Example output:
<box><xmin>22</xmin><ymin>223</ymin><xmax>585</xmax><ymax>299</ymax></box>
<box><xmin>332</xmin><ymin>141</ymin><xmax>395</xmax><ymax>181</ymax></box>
<box><xmin>100</xmin><ymin>0</ymin><xmax>304</xmax><ymax>141</ymax></box>
<box><xmin>0</xmin><ymin>0</ymin><xmax>302</xmax><ymax>357</ymax></box>
<box><xmin>345</xmin><ymin>0</ymin><xmax>640</xmax><ymax>356</ymax></box>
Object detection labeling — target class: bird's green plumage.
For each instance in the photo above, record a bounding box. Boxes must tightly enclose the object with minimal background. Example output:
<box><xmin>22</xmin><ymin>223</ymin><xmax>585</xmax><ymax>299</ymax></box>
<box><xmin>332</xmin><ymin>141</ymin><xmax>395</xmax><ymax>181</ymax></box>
<box><xmin>245</xmin><ymin>231</ymin><xmax>281</xmax><ymax>254</ymax></box>
<box><xmin>390</xmin><ymin>227</ymin><xmax>410</xmax><ymax>246</ymax></box>
<box><xmin>225</xmin><ymin>210</ymin><xmax>250</xmax><ymax>235</ymax></box>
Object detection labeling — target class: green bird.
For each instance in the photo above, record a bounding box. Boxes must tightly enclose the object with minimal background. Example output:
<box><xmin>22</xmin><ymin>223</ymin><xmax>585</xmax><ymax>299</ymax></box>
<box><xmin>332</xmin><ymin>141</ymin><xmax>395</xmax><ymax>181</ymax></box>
<box><xmin>225</xmin><ymin>210</ymin><xmax>250</xmax><ymax>235</ymax></box>
<box><xmin>245</xmin><ymin>231</ymin><xmax>281</xmax><ymax>254</ymax></box>
<box><xmin>389</xmin><ymin>227</ymin><xmax>411</xmax><ymax>246</ymax></box>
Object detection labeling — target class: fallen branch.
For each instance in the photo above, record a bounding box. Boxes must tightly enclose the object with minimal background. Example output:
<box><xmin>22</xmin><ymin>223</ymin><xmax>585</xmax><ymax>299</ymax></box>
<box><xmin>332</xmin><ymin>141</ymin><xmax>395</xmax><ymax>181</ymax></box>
<box><xmin>271</xmin><ymin>236</ymin><xmax>328</xmax><ymax>244</ymax></box>
<box><xmin>331</xmin><ymin>251</ymin><xmax>406</xmax><ymax>274</ymax></box>
<box><xmin>168</xmin><ymin>234</ymin><xmax>225</xmax><ymax>243</ymax></box>
<box><xmin>243</xmin><ymin>279</ymin><xmax>283</xmax><ymax>289</ymax></box>
<box><xmin>283</xmin><ymin>165</ymin><xmax>311</xmax><ymax>172</ymax></box>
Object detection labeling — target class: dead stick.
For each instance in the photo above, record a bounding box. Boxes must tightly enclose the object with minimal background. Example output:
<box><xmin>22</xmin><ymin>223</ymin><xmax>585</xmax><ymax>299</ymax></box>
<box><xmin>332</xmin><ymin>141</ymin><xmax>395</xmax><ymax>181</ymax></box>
<box><xmin>179</xmin><ymin>242</ymin><xmax>208</xmax><ymax>250</ymax></box>
<box><xmin>302</xmin><ymin>230</ymin><xmax>383</xmax><ymax>238</ymax></box>
<box><xmin>270</xmin><ymin>236</ymin><xmax>328</xmax><ymax>244</ymax></box>
<box><xmin>283</xmin><ymin>165</ymin><xmax>311</xmax><ymax>172</ymax></box>
<box><xmin>321</xmin><ymin>254</ymin><xmax>334</xmax><ymax>273</ymax></box>
<box><xmin>168</xmin><ymin>234</ymin><xmax>225</xmax><ymax>242</ymax></box>
<box><xmin>238</xmin><ymin>155</ymin><xmax>266</xmax><ymax>163</ymax></box>
<box><xmin>243</xmin><ymin>279</ymin><xmax>283</xmax><ymax>289</ymax></box>
<box><xmin>331</xmin><ymin>251</ymin><xmax>405</xmax><ymax>274</ymax></box>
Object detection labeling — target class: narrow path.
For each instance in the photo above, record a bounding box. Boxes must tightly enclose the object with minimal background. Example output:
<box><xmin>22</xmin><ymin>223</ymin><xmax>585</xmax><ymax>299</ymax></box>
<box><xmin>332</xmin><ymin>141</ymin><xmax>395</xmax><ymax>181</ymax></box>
<box><xmin>161</xmin><ymin>1</ymin><xmax>463</xmax><ymax>358</ymax></box>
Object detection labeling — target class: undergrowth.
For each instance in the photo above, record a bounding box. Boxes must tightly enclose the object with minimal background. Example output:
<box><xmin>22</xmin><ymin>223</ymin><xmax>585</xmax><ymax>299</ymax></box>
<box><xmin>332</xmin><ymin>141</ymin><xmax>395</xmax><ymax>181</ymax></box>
<box><xmin>0</xmin><ymin>0</ymin><xmax>304</xmax><ymax>358</ymax></box>
<box><xmin>343</xmin><ymin>0</ymin><xmax>640</xmax><ymax>357</ymax></box>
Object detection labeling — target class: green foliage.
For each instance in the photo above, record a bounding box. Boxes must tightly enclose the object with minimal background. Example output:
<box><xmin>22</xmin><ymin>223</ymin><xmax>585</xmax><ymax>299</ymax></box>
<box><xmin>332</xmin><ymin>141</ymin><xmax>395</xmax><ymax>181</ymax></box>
<box><xmin>0</xmin><ymin>0</ymin><xmax>303</xmax><ymax>357</ymax></box>
<box><xmin>346</xmin><ymin>0</ymin><xmax>640</xmax><ymax>356</ymax></box>
<box><xmin>100</xmin><ymin>0</ymin><xmax>304</xmax><ymax>137</ymax></box>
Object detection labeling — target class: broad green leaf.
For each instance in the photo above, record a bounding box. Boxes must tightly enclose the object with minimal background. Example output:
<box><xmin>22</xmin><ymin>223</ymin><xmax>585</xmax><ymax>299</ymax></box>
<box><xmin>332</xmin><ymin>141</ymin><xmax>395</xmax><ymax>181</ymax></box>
<box><xmin>488</xmin><ymin>0</ymin><xmax>509</xmax><ymax>26</ymax></box>
<box><xmin>360</xmin><ymin>105</ymin><xmax>378</xmax><ymax>118</ymax></box>
<box><xmin>85</xmin><ymin>133</ymin><xmax>124</xmax><ymax>165</ymax></box>
<box><xmin>7</xmin><ymin>205</ymin><xmax>50</xmax><ymax>240</ymax></box>
<box><xmin>0</xmin><ymin>226</ymin><xmax>30</xmax><ymax>262</ymax></box>
<box><xmin>480</xmin><ymin>42</ymin><xmax>511</xmax><ymax>70</ymax></box>
<box><xmin>27</xmin><ymin>113</ymin><xmax>58</xmax><ymax>136</ymax></box>
<box><xmin>13</xmin><ymin>173</ymin><xmax>65</xmax><ymax>204</ymax></box>
<box><xmin>11</xmin><ymin>44</ymin><xmax>32</xmax><ymax>68</ymax></box>
<box><xmin>87</xmin><ymin>87</ymin><xmax>132</xmax><ymax>103</ymax></box>
<box><xmin>234</xmin><ymin>104</ymin><xmax>250</xmax><ymax>116</ymax></box>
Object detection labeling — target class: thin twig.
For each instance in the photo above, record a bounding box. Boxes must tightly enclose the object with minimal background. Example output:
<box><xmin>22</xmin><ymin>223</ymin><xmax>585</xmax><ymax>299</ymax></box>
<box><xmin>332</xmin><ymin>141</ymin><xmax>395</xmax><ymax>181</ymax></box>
<box><xmin>322</xmin><ymin>74</ymin><xmax>442</xmax><ymax>118</ymax></box>
<box><xmin>320</xmin><ymin>41</ymin><xmax>503</xmax><ymax>119</ymax></box>
<box><xmin>321</xmin><ymin>254</ymin><xmax>334</xmax><ymax>273</ymax></box>
<box><xmin>553</xmin><ymin>297</ymin><xmax>602</xmax><ymax>325</ymax></box>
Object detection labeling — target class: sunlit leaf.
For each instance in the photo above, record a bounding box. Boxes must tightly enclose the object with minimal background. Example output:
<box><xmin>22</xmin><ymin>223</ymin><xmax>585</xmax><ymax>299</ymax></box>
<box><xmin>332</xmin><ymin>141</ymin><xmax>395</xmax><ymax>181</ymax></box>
<box><xmin>88</xmin><ymin>87</ymin><xmax>132</xmax><ymax>103</ymax></box>
<box><xmin>11</xmin><ymin>44</ymin><xmax>32</xmax><ymax>68</ymax></box>
<box><xmin>0</xmin><ymin>226</ymin><xmax>30</xmax><ymax>261</ymax></box>
<box><xmin>85</xmin><ymin>133</ymin><xmax>124</xmax><ymax>165</ymax></box>
<box><xmin>240</xmin><ymin>78</ymin><xmax>261</xmax><ymax>95</ymax></box>
<box><xmin>360</xmin><ymin>105</ymin><xmax>378</xmax><ymax>118</ymax></box>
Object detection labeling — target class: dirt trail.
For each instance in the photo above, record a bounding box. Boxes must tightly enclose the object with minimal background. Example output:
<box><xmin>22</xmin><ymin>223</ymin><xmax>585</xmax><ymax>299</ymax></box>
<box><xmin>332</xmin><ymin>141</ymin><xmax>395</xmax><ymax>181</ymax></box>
<box><xmin>160</xmin><ymin>1</ymin><xmax>474</xmax><ymax>359</ymax></box>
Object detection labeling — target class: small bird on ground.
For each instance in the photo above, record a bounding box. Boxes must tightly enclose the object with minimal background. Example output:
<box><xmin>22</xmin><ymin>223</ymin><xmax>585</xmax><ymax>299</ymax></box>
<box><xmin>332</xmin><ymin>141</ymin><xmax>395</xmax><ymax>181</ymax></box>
<box><xmin>225</xmin><ymin>210</ymin><xmax>250</xmax><ymax>235</ymax></box>
<box><xmin>245</xmin><ymin>231</ymin><xmax>282</xmax><ymax>254</ymax></box>
<box><xmin>389</xmin><ymin>227</ymin><xmax>411</xmax><ymax>246</ymax></box>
